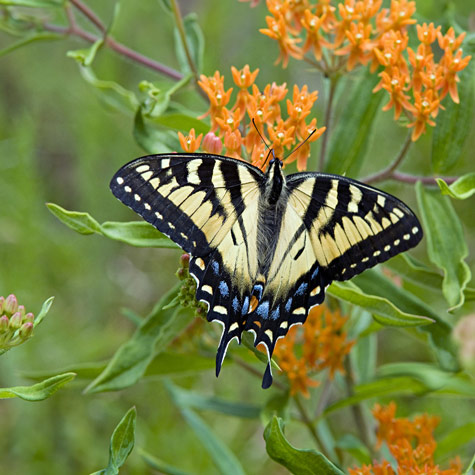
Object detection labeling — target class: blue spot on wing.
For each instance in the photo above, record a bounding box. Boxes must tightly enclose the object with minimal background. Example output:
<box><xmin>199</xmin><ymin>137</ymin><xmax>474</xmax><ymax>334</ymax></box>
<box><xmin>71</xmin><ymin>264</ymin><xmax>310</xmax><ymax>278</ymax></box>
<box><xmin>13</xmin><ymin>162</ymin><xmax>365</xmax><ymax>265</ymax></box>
<box><xmin>296</xmin><ymin>282</ymin><xmax>308</xmax><ymax>296</ymax></box>
<box><xmin>212</xmin><ymin>261</ymin><xmax>220</xmax><ymax>274</ymax></box>
<box><xmin>285</xmin><ymin>298</ymin><xmax>292</xmax><ymax>313</ymax></box>
<box><xmin>232</xmin><ymin>296</ymin><xmax>240</xmax><ymax>312</ymax></box>
<box><xmin>256</xmin><ymin>301</ymin><xmax>269</xmax><ymax>318</ymax></box>
<box><xmin>219</xmin><ymin>281</ymin><xmax>229</xmax><ymax>297</ymax></box>
<box><xmin>311</xmin><ymin>267</ymin><xmax>319</xmax><ymax>280</ymax></box>
<box><xmin>270</xmin><ymin>307</ymin><xmax>280</xmax><ymax>320</ymax></box>
<box><xmin>241</xmin><ymin>296</ymin><xmax>249</xmax><ymax>315</ymax></box>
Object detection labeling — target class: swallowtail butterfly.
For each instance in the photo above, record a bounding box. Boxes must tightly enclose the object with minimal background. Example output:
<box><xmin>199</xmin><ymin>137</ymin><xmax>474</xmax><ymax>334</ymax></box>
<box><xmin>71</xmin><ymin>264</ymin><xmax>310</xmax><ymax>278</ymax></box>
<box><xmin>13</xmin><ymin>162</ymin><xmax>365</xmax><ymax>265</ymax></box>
<box><xmin>110</xmin><ymin>153</ymin><xmax>422</xmax><ymax>388</ymax></box>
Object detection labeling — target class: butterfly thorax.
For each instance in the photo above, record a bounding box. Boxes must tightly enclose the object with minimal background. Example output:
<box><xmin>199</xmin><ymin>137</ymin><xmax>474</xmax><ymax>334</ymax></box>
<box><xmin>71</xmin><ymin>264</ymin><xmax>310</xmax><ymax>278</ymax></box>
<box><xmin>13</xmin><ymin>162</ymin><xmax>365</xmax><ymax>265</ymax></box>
<box><xmin>256</xmin><ymin>159</ymin><xmax>288</xmax><ymax>277</ymax></box>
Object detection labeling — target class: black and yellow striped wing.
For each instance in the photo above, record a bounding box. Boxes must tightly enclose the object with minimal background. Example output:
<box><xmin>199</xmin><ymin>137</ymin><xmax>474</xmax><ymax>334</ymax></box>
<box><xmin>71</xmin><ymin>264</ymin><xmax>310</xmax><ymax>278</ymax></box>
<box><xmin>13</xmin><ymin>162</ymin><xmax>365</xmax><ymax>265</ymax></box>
<box><xmin>110</xmin><ymin>153</ymin><xmax>422</xmax><ymax>389</ymax></box>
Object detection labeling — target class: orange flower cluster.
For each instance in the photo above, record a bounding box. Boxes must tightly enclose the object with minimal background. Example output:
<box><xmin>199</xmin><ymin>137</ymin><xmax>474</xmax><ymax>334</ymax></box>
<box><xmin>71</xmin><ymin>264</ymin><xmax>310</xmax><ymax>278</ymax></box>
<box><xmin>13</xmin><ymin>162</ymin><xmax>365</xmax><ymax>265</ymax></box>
<box><xmin>272</xmin><ymin>305</ymin><xmax>354</xmax><ymax>397</ymax></box>
<box><xmin>178</xmin><ymin>65</ymin><xmax>325</xmax><ymax>171</ymax></box>
<box><xmin>349</xmin><ymin>402</ymin><xmax>463</xmax><ymax>475</ymax></box>
<box><xmin>255</xmin><ymin>0</ymin><xmax>471</xmax><ymax>141</ymax></box>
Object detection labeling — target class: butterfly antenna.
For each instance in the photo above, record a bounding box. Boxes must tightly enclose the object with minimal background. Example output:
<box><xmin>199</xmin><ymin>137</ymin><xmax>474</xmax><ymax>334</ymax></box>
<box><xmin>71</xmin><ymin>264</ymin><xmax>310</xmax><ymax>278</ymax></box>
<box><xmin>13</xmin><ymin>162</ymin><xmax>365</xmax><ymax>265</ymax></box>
<box><xmin>283</xmin><ymin>129</ymin><xmax>316</xmax><ymax>161</ymax></box>
<box><xmin>252</xmin><ymin>118</ymin><xmax>275</xmax><ymax>169</ymax></box>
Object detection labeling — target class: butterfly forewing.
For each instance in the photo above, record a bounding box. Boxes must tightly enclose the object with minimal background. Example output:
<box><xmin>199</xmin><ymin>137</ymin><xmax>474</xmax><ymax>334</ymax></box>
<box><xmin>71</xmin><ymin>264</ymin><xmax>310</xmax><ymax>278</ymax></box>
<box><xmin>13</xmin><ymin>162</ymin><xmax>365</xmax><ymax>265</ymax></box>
<box><xmin>286</xmin><ymin>173</ymin><xmax>423</xmax><ymax>282</ymax></box>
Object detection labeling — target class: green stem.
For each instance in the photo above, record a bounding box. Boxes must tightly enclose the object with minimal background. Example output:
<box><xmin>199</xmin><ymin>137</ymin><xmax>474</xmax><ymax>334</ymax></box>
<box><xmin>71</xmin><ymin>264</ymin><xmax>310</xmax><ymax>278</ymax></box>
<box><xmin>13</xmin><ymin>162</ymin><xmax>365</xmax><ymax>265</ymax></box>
<box><xmin>343</xmin><ymin>357</ymin><xmax>375</xmax><ymax>457</ymax></box>
<box><xmin>294</xmin><ymin>394</ymin><xmax>335</xmax><ymax>461</ymax></box>
<box><xmin>170</xmin><ymin>0</ymin><xmax>199</xmax><ymax>81</ymax></box>
<box><xmin>318</xmin><ymin>76</ymin><xmax>338</xmax><ymax>172</ymax></box>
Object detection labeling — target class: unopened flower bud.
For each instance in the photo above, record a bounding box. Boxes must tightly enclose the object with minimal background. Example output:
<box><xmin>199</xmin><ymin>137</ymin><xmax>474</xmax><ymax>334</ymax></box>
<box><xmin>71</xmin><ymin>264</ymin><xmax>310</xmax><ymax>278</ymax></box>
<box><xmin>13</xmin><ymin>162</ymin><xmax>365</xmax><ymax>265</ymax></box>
<box><xmin>24</xmin><ymin>312</ymin><xmax>34</xmax><ymax>324</ymax></box>
<box><xmin>0</xmin><ymin>297</ymin><xmax>4</xmax><ymax>313</ymax></box>
<box><xmin>0</xmin><ymin>315</ymin><xmax>9</xmax><ymax>331</ymax></box>
<box><xmin>5</xmin><ymin>294</ymin><xmax>18</xmax><ymax>314</ymax></box>
<box><xmin>181</xmin><ymin>253</ymin><xmax>190</xmax><ymax>268</ymax></box>
<box><xmin>176</xmin><ymin>268</ymin><xmax>186</xmax><ymax>280</ymax></box>
<box><xmin>17</xmin><ymin>305</ymin><xmax>26</xmax><ymax>319</ymax></box>
<box><xmin>9</xmin><ymin>312</ymin><xmax>22</xmax><ymax>330</ymax></box>
<box><xmin>19</xmin><ymin>322</ymin><xmax>34</xmax><ymax>340</ymax></box>
<box><xmin>202</xmin><ymin>132</ymin><xmax>223</xmax><ymax>155</ymax></box>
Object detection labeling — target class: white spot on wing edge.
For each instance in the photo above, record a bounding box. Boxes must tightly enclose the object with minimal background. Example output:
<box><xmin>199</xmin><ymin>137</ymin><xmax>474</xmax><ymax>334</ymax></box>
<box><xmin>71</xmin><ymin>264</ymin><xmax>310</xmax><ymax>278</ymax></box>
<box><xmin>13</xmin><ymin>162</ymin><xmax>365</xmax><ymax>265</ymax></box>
<box><xmin>124</xmin><ymin>186</ymin><xmax>132</xmax><ymax>193</ymax></box>
<box><xmin>116</xmin><ymin>176</ymin><xmax>124</xmax><ymax>185</ymax></box>
<box><xmin>135</xmin><ymin>164</ymin><xmax>150</xmax><ymax>173</ymax></box>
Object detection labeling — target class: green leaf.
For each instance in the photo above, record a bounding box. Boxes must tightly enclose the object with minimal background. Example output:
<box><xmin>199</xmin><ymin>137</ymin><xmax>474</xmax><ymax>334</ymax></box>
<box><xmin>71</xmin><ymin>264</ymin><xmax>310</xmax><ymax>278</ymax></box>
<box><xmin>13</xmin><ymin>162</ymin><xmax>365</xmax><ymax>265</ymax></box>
<box><xmin>168</xmin><ymin>383</ymin><xmax>261</xmax><ymax>419</ymax></box>
<box><xmin>100</xmin><ymin>221</ymin><xmax>178</xmax><ymax>248</ymax></box>
<box><xmin>106</xmin><ymin>407</ymin><xmax>136</xmax><ymax>474</ymax></box>
<box><xmin>145</xmin><ymin>351</ymin><xmax>215</xmax><ymax>378</ymax></box>
<box><xmin>352</xmin><ymin>269</ymin><xmax>460</xmax><ymax>371</ymax></box>
<box><xmin>0</xmin><ymin>0</ymin><xmax>63</xmax><ymax>5</ymax></box>
<box><xmin>67</xmin><ymin>39</ymin><xmax>103</xmax><ymax>67</ymax></box>
<box><xmin>166</xmin><ymin>381</ymin><xmax>246</xmax><ymax>475</ymax></box>
<box><xmin>264</xmin><ymin>416</ymin><xmax>344</xmax><ymax>475</ymax></box>
<box><xmin>335</xmin><ymin>434</ymin><xmax>371</xmax><ymax>465</ymax></box>
<box><xmin>0</xmin><ymin>373</ymin><xmax>75</xmax><ymax>401</ymax></box>
<box><xmin>46</xmin><ymin>202</ymin><xmax>102</xmax><ymax>234</ymax></box>
<box><xmin>436</xmin><ymin>423</ymin><xmax>475</xmax><ymax>460</ymax></box>
<box><xmin>139</xmin><ymin>449</ymin><xmax>191</xmax><ymax>475</ymax></box>
<box><xmin>325</xmin><ymin>71</ymin><xmax>383</xmax><ymax>176</ymax></box>
<box><xmin>376</xmin><ymin>362</ymin><xmax>475</xmax><ymax>395</ymax></box>
<box><xmin>47</xmin><ymin>203</ymin><xmax>178</xmax><ymax>248</ymax></box>
<box><xmin>134</xmin><ymin>107</ymin><xmax>180</xmax><ymax>153</ymax></box>
<box><xmin>34</xmin><ymin>295</ymin><xmax>54</xmax><ymax>327</ymax></box>
<box><xmin>174</xmin><ymin>13</ymin><xmax>204</xmax><ymax>75</ymax></box>
<box><xmin>86</xmin><ymin>285</ymin><xmax>193</xmax><ymax>393</ymax></box>
<box><xmin>437</xmin><ymin>173</ymin><xmax>475</xmax><ymax>200</ymax></box>
<box><xmin>152</xmin><ymin>113</ymin><xmax>208</xmax><ymax>135</ymax></box>
<box><xmin>0</xmin><ymin>32</ymin><xmax>63</xmax><ymax>57</ymax></box>
<box><xmin>73</xmin><ymin>66</ymin><xmax>138</xmax><ymax>114</ymax></box>
<box><xmin>384</xmin><ymin>253</ymin><xmax>443</xmax><ymax>291</ymax></box>
<box><xmin>327</xmin><ymin>279</ymin><xmax>433</xmax><ymax>327</ymax></box>
<box><xmin>416</xmin><ymin>182</ymin><xmax>471</xmax><ymax>310</ymax></box>
<box><xmin>431</xmin><ymin>42</ymin><xmax>475</xmax><ymax>173</ymax></box>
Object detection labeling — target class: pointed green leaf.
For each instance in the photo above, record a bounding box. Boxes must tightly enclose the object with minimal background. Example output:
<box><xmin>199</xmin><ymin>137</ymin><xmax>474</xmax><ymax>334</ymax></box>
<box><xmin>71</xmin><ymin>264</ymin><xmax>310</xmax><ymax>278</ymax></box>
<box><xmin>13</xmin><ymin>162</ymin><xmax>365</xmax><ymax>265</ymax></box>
<box><xmin>264</xmin><ymin>416</ymin><xmax>344</xmax><ymax>475</ymax></box>
<box><xmin>166</xmin><ymin>382</ymin><xmax>245</xmax><ymax>475</ymax></box>
<box><xmin>437</xmin><ymin>173</ymin><xmax>475</xmax><ymax>200</ymax></box>
<box><xmin>0</xmin><ymin>373</ymin><xmax>76</xmax><ymax>401</ymax></box>
<box><xmin>100</xmin><ymin>221</ymin><xmax>178</xmax><ymax>248</ymax></box>
<box><xmin>416</xmin><ymin>182</ymin><xmax>471</xmax><ymax>310</ymax></box>
<box><xmin>108</xmin><ymin>407</ymin><xmax>136</xmax><ymax>473</ymax></box>
<box><xmin>431</xmin><ymin>42</ymin><xmax>475</xmax><ymax>173</ymax></box>
<box><xmin>352</xmin><ymin>269</ymin><xmax>459</xmax><ymax>371</ymax></box>
<box><xmin>134</xmin><ymin>108</ymin><xmax>180</xmax><ymax>153</ymax></box>
<box><xmin>74</xmin><ymin>66</ymin><xmax>138</xmax><ymax>113</ymax></box>
<box><xmin>86</xmin><ymin>285</ymin><xmax>193</xmax><ymax>393</ymax></box>
<box><xmin>168</xmin><ymin>383</ymin><xmax>261</xmax><ymax>419</ymax></box>
<box><xmin>174</xmin><ymin>13</ymin><xmax>204</xmax><ymax>75</ymax></box>
<box><xmin>47</xmin><ymin>203</ymin><xmax>179</xmax><ymax>248</ymax></box>
<box><xmin>46</xmin><ymin>202</ymin><xmax>101</xmax><ymax>234</ymax></box>
<box><xmin>34</xmin><ymin>296</ymin><xmax>54</xmax><ymax>327</ymax></box>
<box><xmin>327</xmin><ymin>279</ymin><xmax>433</xmax><ymax>327</ymax></box>
<box><xmin>325</xmin><ymin>70</ymin><xmax>383</xmax><ymax>176</ymax></box>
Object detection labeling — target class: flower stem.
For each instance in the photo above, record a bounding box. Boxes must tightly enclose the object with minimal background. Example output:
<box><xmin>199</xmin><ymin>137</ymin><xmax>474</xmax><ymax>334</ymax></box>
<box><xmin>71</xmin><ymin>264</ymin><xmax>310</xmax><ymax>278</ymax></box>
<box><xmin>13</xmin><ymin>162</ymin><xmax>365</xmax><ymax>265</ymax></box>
<box><xmin>391</xmin><ymin>172</ymin><xmax>458</xmax><ymax>185</ymax></box>
<box><xmin>170</xmin><ymin>0</ymin><xmax>199</xmax><ymax>81</ymax></box>
<box><xmin>318</xmin><ymin>75</ymin><xmax>338</xmax><ymax>172</ymax></box>
<box><xmin>343</xmin><ymin>357</ymin><xmax>375</xmax><ymax>457</ymax></box>
<box><xmin>70</xmin><ymin>0</ymin><xmax>106</xmax><ymax>33</ymax></box>
<box><xmin>294</xmin><ymin>394</ymin><xmax>335</xmax><ymax>461</ymax></box>
<box><xmin>362</xmin><ymin>131</ymin><xmax>413</xmax><ymax>184</ymax></box>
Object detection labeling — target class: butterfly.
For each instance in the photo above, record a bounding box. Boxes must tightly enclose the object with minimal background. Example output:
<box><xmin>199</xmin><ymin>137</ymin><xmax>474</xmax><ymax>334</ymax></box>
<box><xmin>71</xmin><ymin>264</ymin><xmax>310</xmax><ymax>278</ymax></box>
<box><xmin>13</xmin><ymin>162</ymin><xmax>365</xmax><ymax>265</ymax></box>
<box><xmin>110</xmin><ymin>152</ymin><xmax>422</xmax><ymax>388</ymax></box>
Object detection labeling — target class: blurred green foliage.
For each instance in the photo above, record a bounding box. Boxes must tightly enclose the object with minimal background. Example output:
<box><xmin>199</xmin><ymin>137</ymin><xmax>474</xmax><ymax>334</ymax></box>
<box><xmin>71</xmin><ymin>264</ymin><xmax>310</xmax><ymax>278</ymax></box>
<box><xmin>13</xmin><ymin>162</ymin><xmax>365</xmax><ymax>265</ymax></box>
<box><xmin>1</xmin><ymin>0</ymin><xmax>475</xmax><ymax>473</ymax></box>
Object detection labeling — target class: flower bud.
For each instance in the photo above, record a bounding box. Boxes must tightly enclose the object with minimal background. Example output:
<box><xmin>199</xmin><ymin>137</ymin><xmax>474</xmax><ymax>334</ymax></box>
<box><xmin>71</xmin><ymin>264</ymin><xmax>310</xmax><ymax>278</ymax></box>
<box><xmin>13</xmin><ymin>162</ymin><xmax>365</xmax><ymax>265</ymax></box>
<box><xmin>5</xmin><ymin>294</ymin><xmax>18</xmax><ymax>315</ymax></box>
<box><xmin>181</xmin><ymin>253</ymin><xmax>190</xmax><ymax>268</ymax></box>
<box><xmin>0</xmin><ymin>315</ymin><xmax>9</xmax><ymax>331</ymax></box>
<box><xmin>19</xmin><ymin>322</ymin><xmax>34</xmax><ymax>340</ymax></box>
<box><xmin>24</xmin><ymin>312</ymin><xmax>35</xmax><ymax>324</ymax></box>
<box><xmin>0</xmin><ymin>296</ymin><xmax>4</xmax><ymax>313</ymax></box>
<box><xmin>17</xmin><ymin>305</ymin><xmax>26</xmax><ymax>319</ymax></box>
<box><xmin>202</xmin><ymin>132</ymin><xmax>223</xmax><ymax>155</ymax></box>
<box><xmin>9</xmin><ymin>312</ymin><xmax>22</xmax><ymax>330</ymax></box>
